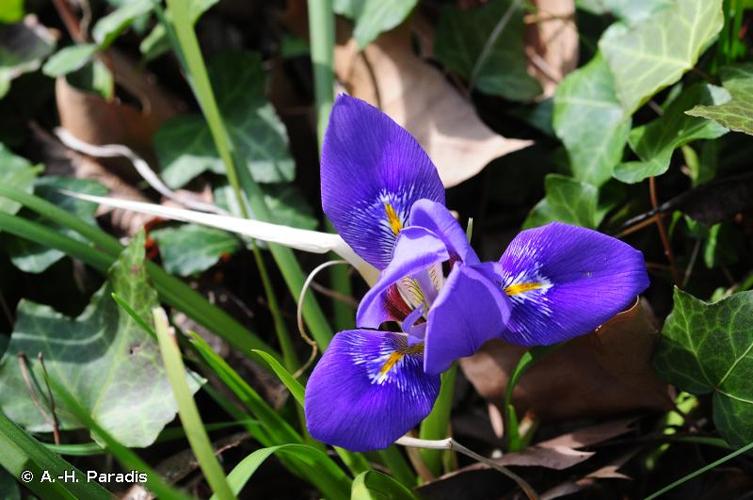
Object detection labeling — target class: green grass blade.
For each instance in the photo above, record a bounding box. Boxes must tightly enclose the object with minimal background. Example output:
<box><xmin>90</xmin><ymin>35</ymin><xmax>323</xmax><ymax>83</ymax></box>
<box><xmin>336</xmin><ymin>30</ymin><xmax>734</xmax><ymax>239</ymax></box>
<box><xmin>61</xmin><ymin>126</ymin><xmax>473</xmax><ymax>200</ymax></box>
<box><xmin>419</xmin><ymin>364</ymin><xmax>458</xmax><ymax>476</ymax></box>
<box><xmin>153</xmin><ymin>308</ymin><xmax>236</xmax><ymax>500</ymax></box>
<box><xmin>645</xmin><ymin>439</ymin><xmax>753</xmax><ymax>500</ymax></box>
<box><xmin>252</xmin><ymin>349</ymin><xmax>371</xmax><ymax>475</ymax></box>
<box><xmin>49</xmin><ymin>381</ymin><xmax>191</xmax><ymax>500</ymax></box>
<box><xmin>0</xmin><ymin>411</ymin><xmax>111</xmax><ymax>500</ymax></box>
<box><xmin>351</xmin><ymin>470</ymin><xmax>416</xmax><ymax>500</ymax></box>
<box><xmin>376</xmin><ymin>447</ymin><xmax>415</xmax><ymax>488</ymax></box>
<box><xmin>216</xmin><ymin>444</ymin><xmax>351</xmax><ymax>500</ymax></box>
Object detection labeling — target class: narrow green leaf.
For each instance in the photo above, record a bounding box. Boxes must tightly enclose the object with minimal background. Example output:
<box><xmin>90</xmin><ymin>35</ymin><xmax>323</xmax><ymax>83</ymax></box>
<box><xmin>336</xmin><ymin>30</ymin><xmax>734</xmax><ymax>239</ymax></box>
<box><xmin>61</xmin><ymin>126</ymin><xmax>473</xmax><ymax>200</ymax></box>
<box><xmin>351</xmin><ymin>470</ymin><xmax>415</xmax><ymax>500</ymax></box>
<box><xmin>0</xmin><ymin>410</ymin><xmax>111</xmax><ymax>500</ymax></box>
<box><xmin>92</xmin><ymin>0</ymin><xmax>154</xmax><ymax>49</ymax></box>
<box><xmin>42</xmin><ymin>44</ymin><xmax>98</xmax><ymax>77</ymax></box>
<box><xmin>654</xmin><ymin>288</ymin><xmax>753</xmax><ymax>446</ymax></box>
<box><xmin>419</xmin><ymin>364</ymin><xmax>457</xmax><ymax>477</ymax></box>
<box><xmin>153</xmin><ymin>308</ymin><xmax>235</xmax><ymax>500</ymax></box>
<box><xmin>217</xmin><ymin>444</ymin><xmax>351</xmax><ymax>500</ymax></box>
<box><xmin>252</xmin><ymin>349</ymin><xmax>305</xmax><ymax>406</ymax></box>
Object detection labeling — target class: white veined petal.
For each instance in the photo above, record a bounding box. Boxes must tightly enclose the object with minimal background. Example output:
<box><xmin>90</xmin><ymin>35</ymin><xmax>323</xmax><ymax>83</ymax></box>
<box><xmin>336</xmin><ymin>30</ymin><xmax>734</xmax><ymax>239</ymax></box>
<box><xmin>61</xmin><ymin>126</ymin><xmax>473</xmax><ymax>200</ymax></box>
<box><xmin>65</xmin><ymin>192</ymin><xmax>379</xmax><ymax>283</ymax></box>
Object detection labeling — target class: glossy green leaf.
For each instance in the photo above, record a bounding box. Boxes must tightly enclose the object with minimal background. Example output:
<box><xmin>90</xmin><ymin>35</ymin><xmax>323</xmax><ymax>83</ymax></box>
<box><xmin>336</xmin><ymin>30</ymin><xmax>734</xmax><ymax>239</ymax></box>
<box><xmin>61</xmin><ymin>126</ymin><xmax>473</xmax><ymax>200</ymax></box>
<box><xmin>150</xmin><ymin>224</ymin><xmax>241</xmax><ymax>276</ymax></box>
<box><xmin>434</xmin><ymin>0</ymin><xmax>541</xmax><ymax>101</ymax></box>
<box><xmin>654</xmin><ymin>288</ymin><xmax>753</xmax><ymax>447</ymax></box>
<box><xmin>42</xmin><ymin>44</ymin><xmax>98</xmax><ymax>77</ymax></box>
<box><xmin>599</xmin><ymin>0</ymin><xmax>724</xmax><ymax>114</ymax></box>
<box><xmin>0</xmin><ymin>410</ymin><xmax>111</xmax><ymax>500</ymax></box>
<box><xmin>6</xmin><ymin>177</ymin><xmax>107</xmax><ymax>273</ymax></box>
<box><xmin>687</xmin><ymin>63</ymin><xmax>753</xmax><ymax>135</ymax></box>
<box><xmin>66</xmin><ymin>59</ymin><xmax>114</xmax><ymax>99</ymax></box>
<box><xmin>553</xmin><ymin>54</ymin><xmax>631</xmax><ymax>186</ymax></box>
<box><xmin>92</xmin><ymin>0</ymin><xmax>154</xmax><ymax>49</ymax></box>
<box><xmin>0</xmin><ymin>232</ymin><xmax>200</xmax><ymax>447</ymax></box>
<box><xmin>334</xmin><ymin>0</ymin><xmax>417</xmax><ymax>48</ymax></box>
<box><xmin>614</xmin><ymin>83</ymin><xmax>729</xmax><ymax>183</ymax></box>
<box><xmin>523</xmin><ymin>174</ymin><xmax>600</xmax><ymax>228</ymax></box>
<box><xmin>155</xmin><ymin>51</ymin><xmax>294</xmax><ymax>188</ymax></box>
<box><xmin>0</xmin><ymin>20</ymin><xmax>55</xmax><ymax>98</ymax></box>
<box><xmin>576</xmin><ymin>0</ymin><xmax>672</xmax><ymax>24</ymax></box>
<box><xmin>351</xmin><ymin>470</ymin><xmax>415</xmax><ymax>500</ymax></box>
<box><xmin>0</xmin><ymin>144</ymin><xmax>37</xmax><ymax>215</ymax></box>
<box><xmin>217</xmin><ymin>444</ymin><xmax>351</xmax><ymax>500</ymax></box>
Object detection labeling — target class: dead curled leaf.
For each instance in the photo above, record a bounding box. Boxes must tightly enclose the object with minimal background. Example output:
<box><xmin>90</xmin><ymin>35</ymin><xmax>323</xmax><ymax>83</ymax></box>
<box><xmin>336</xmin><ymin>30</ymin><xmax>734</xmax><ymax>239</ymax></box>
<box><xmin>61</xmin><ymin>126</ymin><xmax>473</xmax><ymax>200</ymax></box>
<box><xmin>333</xmin><ymin>22</ymin><xmax>532</xmax><ymax>188</ymax></box>
<box><xmin>460</xmin><ymin>299</ymin><xmax>673</xmax><ymax>420</ymax></box>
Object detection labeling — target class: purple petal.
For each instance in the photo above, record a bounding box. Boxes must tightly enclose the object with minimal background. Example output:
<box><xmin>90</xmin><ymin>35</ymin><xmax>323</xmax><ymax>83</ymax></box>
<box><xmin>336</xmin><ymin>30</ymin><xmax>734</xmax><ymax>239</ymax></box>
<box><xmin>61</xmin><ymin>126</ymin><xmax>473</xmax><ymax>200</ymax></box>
<box><xmin>321</xmin><ymin>95</ymin><xmax>445</xmax><ymax>269</ymax></box>
<box><xmin>304</xmin><ymin>329</ymin><xmax>440</xmax><ymax>451</ymax></box>
<box><xmin>357</xmin><ymin>227</ymin><xmax>449</xmax><ymax>328</ymax></box>
<box><xmin>408</xmin><ymin>199</ymin><xmax>479</xmax><ymax>265</ymax></box>
<box><xmin>424</xmin><ymin>264</ymin><xmax>511</xmax><ymax>375</ymax></box>
<box><xmin>495</xmin><ymin>222</ymin><xmax>650</xmax><ymax>346</ymax></box>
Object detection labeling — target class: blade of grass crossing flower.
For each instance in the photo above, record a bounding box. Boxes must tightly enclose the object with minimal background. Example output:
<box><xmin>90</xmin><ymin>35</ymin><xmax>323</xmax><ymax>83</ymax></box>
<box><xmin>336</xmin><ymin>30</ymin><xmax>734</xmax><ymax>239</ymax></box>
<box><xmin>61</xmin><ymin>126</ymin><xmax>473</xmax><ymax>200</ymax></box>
<box><xmin>0</xmin><ymin>186</ymin><xmax>279</xmax><ymax>360</ymax></box>
<box><xmin>351</xmin><ymin>470</ymin><xmax>416</xmax><ymax>500</ymax></box>
<box><xmin>252</xmin><ymin>349</ymin><xmax>371</xmax><ymax>475</ymax></box>
<box><xmin>419</xmin><ymin>364</ymin><xmax>458</xmax><ymax>477</ymax></box>
<box><xmin>0</xmin><ymin>411</ymin><xmax>111</xmax><ymax>500</ymax></box>
<box><xmin>163</xmin><ymin>0</ymin><xmax>334</xmax><ymax>349</ymax></box>
<box><xmin>215</xmin><ymin>444</ymin><xmax>351</xmax><ymax>500</ymax></box>
<box><xmin>153</xmin><ymin>308</ymin><xmax>236</xmax><ymax>500</ymax></box>
<box><xmin>48</xmin><ymin>380</ymin><xmax>191</xmax><ymax>500</ymax></box>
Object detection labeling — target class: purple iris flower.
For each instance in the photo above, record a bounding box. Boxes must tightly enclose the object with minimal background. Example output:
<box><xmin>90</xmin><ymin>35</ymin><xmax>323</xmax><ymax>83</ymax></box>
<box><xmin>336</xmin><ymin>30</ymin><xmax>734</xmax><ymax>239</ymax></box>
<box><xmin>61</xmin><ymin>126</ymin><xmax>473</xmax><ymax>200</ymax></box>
<box><xmin>304</xmin><ymin>95</ymin><xmax>650</xmax><ymax>452</ymax></box>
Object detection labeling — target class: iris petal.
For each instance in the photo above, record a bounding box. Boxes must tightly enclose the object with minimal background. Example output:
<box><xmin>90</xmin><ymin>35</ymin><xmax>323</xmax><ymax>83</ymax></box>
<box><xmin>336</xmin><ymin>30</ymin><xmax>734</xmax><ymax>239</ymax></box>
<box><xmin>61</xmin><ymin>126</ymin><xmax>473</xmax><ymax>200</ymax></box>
<box><xmin>495</xmin><ymin>222</ymin><xmax>650</xmax><ymax>346</ymax></box>
<box><xmin>321</xmin><ymin>95</ymin><xmax>445</xmax><ymax>269</ymax></box>
<box><xmin>357</xmin><ymin>227</ymin><xmax>449</xmax><ymax>328</ymax></box>
<box><xmin>408</xmin><ymin>200</ymin><xmax>479</xmax><ymax>265</ymax></box>
<box><xmin>304</xmin><ymin>329</ymin><xmax>440</xmax><ymax>451</ymax></box>
<box><xmin>424</xmin><ymin>264</ymin><xmax>511</xmax><ymax>375</ymax></box>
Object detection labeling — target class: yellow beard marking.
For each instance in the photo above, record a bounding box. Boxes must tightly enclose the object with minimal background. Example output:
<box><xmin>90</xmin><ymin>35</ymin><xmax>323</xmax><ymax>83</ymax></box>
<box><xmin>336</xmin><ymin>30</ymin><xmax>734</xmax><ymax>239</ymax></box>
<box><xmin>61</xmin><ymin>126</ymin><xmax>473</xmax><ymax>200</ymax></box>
<box><xmin>505</xmin><ymin>282</ymin><xmax>545</xmax><ymax>296</ymax></box>
<box><xmin>384</xmin><ymin>203</ymin><xmax>403</xmax><ymax>235</ymax></box>
<box><xmin>378</xmin><ymin>343</ymin><xmax>424</xmax><ymax>380</ymax></box>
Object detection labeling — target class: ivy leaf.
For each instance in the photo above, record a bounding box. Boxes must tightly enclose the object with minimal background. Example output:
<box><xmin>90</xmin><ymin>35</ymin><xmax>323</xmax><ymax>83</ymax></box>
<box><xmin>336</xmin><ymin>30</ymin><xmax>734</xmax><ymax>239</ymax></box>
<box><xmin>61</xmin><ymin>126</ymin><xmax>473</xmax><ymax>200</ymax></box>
<box><xmin>0</xmin><ymin>19</ymin><xmax>55</xmax><ymax>98</ymax></box>
<box><xmin>553</xmin><ymin>54</ymin><xmax>631</xmax><ymax>187</ymax></box>
<box><xmin>576</xmin><ymin>0</ymin><xmax>673</xmax><ymax>25</ymax></box>
<box><xmin>613</xmin><ymin>83</ymin><xmax>729</xmax><ymax>183</ymax></box>
<box><xmin>654</xmin><ymin>288</ymin><xmax>753</xmax><ymax>447</ymax></box>
<box><xmin>155</xmin><ymin>51</ymin><xmax>294</xmax><ymax>189</ymax></box>
<box><xmin>523</xmin><ymin>174</ymin><xmax>600</xmax><ymax>228</ymax></box>
<box><xmin>599</xmin><ymin>0</ymin><xmax>724</xmax><ymax>114</ymax></box>
<box><xmin>434</xmin><ymin>0</ymin><xmax>541</xmax><ymax>102</ymax></box>
<box><xmin>687</xmin><ymin>63</ymin><xmax>753</xmax><ymax>136</ymax></box>
<box><xmin>334</xmin><ymin>0</ymin><xmax>418</xmax><ymax>48</ymax></box>
<box><xmin>150</xmin><ymin>224</ymin><xmax>241</xmax><ymax>277</ymax></box>
<box><xmin>0</xmin><ymin>144</ymin><xmax>38</xmax><ymax>215</ymax></box>
<box><xmin>6</xmin><ymin>177</ymin><xmax>106</xmax><ymax>273</ymax></box>
<box><xmin>0</xmin><ymin>232</ymin><xmax>201</xmax><ymax>448</ymax></box>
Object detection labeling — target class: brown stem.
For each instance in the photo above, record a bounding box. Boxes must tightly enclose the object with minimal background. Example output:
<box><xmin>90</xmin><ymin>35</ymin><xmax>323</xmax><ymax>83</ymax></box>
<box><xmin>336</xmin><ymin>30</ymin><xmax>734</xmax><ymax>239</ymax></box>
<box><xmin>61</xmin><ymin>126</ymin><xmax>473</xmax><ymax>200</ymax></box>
<box><xmin>51</xmin><ymin>0</ymin><xmax>85</xmax><ymax>43</ymax></box>
<box><xmin>649</xmin><ymin>177</ymin><xmax>681</xmax><ymax>285</ymax></box>
<box><xmin>37</xmin><ymin>354</ymin><xmax>62</xmax><ymax>445</ymax></box>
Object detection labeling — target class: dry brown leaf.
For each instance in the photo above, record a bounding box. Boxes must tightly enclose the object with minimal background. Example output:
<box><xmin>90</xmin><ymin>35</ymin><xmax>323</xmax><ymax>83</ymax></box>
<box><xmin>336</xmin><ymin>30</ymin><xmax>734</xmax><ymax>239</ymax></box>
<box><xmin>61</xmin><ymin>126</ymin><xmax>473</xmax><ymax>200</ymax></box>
<box><xmin>56</xmin><ymin>49</ymin><xmax>181</xmax><ymax>164</ymax></box>
<box><xmin>525</xmin><ymin>0</ymin><xmax>578</xmax><ymax>98</ymax></box>
<box><xmin>460</xmin><ymin>299</ymin><xmax>673</xmax><ymax>420</ymax></box>
<box><xmin>540</xmin><ymin>451</ymin><xmax>636</xmax><ymax>500</ymax></box>
<box><xmin>334</xmin><ymin>23</ymin><xmax>532</xmax><ymax>188</ymax></box>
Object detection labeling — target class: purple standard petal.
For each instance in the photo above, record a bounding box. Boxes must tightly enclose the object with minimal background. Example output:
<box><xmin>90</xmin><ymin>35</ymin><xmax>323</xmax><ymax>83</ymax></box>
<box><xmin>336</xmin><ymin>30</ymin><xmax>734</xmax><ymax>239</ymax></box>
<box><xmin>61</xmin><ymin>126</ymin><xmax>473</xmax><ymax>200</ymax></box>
<box><xmin>357</xmin><ymin>226</ymin><xmax>449</xmax><ymax>328</ymax></box>
<box><xmin>408</xmin><ymin>199</ymin><xmax>479</xmax><ymax>265</ymax></box>
<box><xmin>305</xmin><ymin>329</ymin><xmax>440</xmax><ymax>451</ymax></box>
<box><xmin>494</xmin><ymin>222</ymin><xmax>650</xmax><ymax>346</ymax></box>
<box><xmin>321</xmin><ymin>95</ymin><xmax>445</xmax><ymax>269</ymax></box>
<box><xmin>424</xmin><ymin>264</ymin><xmax>511</xmax><ymax>375</ymax></box>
